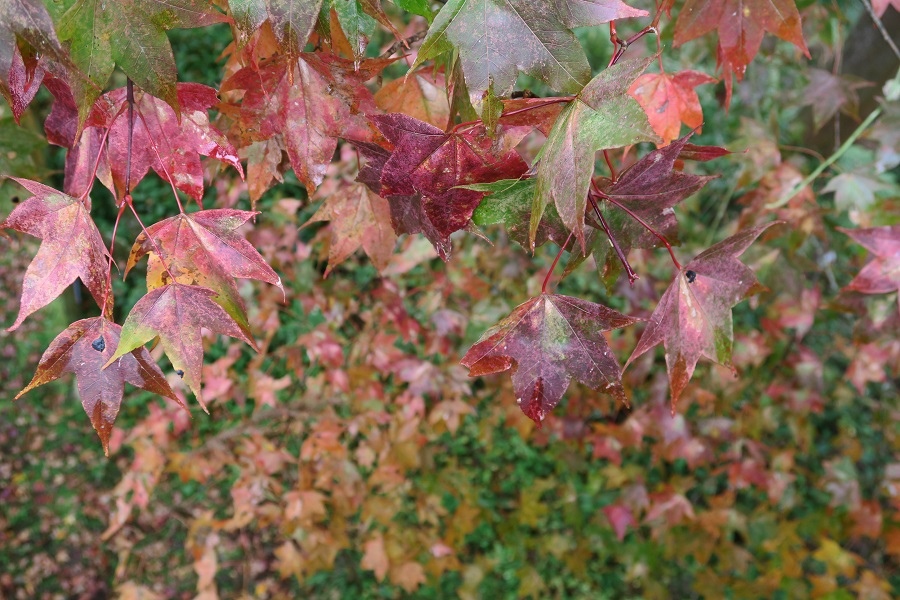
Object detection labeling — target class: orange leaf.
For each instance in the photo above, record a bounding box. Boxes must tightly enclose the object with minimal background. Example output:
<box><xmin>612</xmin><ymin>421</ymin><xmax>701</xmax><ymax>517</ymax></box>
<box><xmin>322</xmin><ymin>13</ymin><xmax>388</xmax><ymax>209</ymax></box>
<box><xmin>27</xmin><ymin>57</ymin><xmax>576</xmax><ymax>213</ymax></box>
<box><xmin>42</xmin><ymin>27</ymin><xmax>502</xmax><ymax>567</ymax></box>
<box><xmin>630</xmin><ymin>71</ymin><xmax>716</xmax><ymax>145</ymax></box>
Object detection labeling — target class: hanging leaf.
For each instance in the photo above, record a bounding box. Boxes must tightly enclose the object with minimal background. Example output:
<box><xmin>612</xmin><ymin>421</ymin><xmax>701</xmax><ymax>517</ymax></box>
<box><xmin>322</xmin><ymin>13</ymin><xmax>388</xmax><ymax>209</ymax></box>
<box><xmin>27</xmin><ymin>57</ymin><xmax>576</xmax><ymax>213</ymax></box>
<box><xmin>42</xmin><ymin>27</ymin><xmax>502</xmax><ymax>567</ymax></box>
<box><xmin>107</xmin><ymin>283</ymin><xmax>257</xmax><ymax>408</ymax></box>
<box><xmin>2</xmin><ymin>178</ymin><xmax>110</xmax><ymax>330</ymax></box>
<box><xmin>839</xmin><ymin>225</ymin><xmax>900</xmax><ymax>313</ymax></box>
<box><xmin>461</xmin><ymin>293</ymin><xmax>640</xmax><ymax>426</ymax></box>
<box><xmin>626</xmin><ymin>222</ymin><xmax>780</xmax><ymax>408</ymax></box>
<box><xmin>16</xmin><ymin>317</ymin><xmax>179</xmax><ymax>455</ymax></box>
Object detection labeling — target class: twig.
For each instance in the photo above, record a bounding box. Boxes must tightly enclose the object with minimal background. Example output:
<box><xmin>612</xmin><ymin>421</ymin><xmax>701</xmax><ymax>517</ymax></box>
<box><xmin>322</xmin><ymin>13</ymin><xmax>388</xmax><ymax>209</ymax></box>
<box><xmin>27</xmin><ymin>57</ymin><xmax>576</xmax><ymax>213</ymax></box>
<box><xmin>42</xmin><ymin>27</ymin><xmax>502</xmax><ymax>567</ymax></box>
<box><xmin>379</xmin><ymin>30</ymin><xmax>427</xmax><ymax>58</ymax></box>
<box><xmin>765</xmin><ymin>106</ymin><xmax>882</xmax><ymax>209</ymax></box>
<box><xmin>859</xmin><ymin>0</ymin><xmax>900</xmax><ymax>61</ymax></box>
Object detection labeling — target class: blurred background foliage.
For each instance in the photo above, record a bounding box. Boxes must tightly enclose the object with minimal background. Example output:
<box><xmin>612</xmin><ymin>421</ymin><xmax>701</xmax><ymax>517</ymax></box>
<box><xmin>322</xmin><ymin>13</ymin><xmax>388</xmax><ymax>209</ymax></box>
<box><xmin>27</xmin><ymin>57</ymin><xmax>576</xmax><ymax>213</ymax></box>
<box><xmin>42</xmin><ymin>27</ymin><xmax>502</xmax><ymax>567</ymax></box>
<box><xmin>1</xmin><ymin>1</ymin><xmax>900</xmax><ymax>599</ymax></box>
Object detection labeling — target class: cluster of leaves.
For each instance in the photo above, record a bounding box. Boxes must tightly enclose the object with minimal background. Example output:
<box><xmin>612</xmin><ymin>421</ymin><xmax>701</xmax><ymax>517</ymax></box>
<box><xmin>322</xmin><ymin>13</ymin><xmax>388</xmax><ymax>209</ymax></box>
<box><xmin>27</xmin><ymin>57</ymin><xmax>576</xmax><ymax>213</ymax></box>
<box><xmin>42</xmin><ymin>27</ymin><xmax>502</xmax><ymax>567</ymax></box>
<box><xmin>2</xmin><ymin>0</ymin><xmax>900</xmax><ymax>595</ymax></box>
<box><xmin>1</xmin><ymin>0</ymin><xmax>844</xmax><ymax>447</ymax></box>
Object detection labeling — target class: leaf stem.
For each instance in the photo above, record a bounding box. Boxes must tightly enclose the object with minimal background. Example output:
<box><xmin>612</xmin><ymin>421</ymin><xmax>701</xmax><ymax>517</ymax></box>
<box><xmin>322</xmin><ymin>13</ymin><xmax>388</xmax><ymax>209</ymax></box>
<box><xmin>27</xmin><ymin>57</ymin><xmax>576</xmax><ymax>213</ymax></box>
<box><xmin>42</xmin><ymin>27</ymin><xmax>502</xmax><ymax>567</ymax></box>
<box><xmin>588</xmin><ymin>195</ymin><xmax>638</xmax><ymax>284</ymax></box>
<box><xmin>125</xmin><ymin>79</ymin><xmax>134</xmax><ymax>197</ymax></box>
<box><xmin>99</xmin><ymin>202</ymin><xmax>127</xmax><ymax>319</ymax></box>
<box><xmin>125</xmin><ymin>197</ymin><xmax>178</xmax><ymax>285</ymax></box>
<box><xmin>78</xmin><ymin>106</ymin><xmax>125</xmax><ymax>203</ymax></box>
<box><xmin>135</xmin><ymin>107</ymin><xmax>186</xmax><ymax>213</ymax></box>
<box><xmin>541</xmin><ymin>233</ymin><xmax>574</xmax><ymax>294</ymax></box>
<box><xmin>451</xmin><ymin>96</ymin><xmax>575</xmax><ymax>134</ymax></box>
<box><xmin>602</xmin><ymin>150</ymin><xmax>617</xmax><ymax>182</ymax></box>
<box><xmin>590</xmin><ymin>183</ymin><xmax>681</xmax><ymax>270</ymax></box>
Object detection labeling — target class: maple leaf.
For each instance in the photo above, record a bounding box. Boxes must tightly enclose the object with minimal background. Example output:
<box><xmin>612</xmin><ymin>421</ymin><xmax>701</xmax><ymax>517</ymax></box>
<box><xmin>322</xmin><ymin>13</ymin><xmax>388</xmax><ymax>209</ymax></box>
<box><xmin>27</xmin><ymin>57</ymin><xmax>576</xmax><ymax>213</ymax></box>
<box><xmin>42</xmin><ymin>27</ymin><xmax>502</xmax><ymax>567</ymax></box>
<box><xmin>107</xmin><ymin>283</ymin><xmax>257</xmax><ymax>407</ymax></box>
<box><xmin>800</xmin><ymin>69</ymin><xmax>873</xmax><ymax>131</ymax></box>
<box><xmin>222</xmin><ymin>53</ymin><xmax>384</xmax><ymax>195</ymax></box>
<box><xmin>370</xmin><ymin>113</ymin><xmax>529</xmax><ymax>257</ymax></box>
<box><xmin>626</xmin><ymin>222</ymin><xmax>779</xmax><ymax>408</ymax></box>
<box><xmin>416</xmin><ymin>0</ymin><xmax>646</xmax><ymax>107</ymax></box>
<box><xmin>461</xmin><ymin>294</ymin><xmax>640</xmax><ymax>426</ymax></box>
<box><xmin>303</xmin><ymin>181</ymin><xmax>396</xmax><ymax>275</ymax></box>
<box><xmin>125</xmin><ymin>209</ymin><xmax>283</xmax><ymax>339</ymax></box>
<box><xmin>16</xmin><ymin>317</ymin><xmax>179</xmax><ymax>455</ymax></box>
<box><xmin>332</xmin><ymin>0</ymin><xmax>377</xmax><ymax>61</ymax></box>
<box><xmin>57</xmin><ymin>0</ymin><xmax>227</xmax><ymax>121</ymax></box>
<box><xmin>374</xmin><ymin>71</ymin><xmax>451</xmax><ymax>130</ymax></box>
<box><xmin>673</xmin><ymin>0</ymin><xmax>809</xmax><ymax>106</ymax></box>
<box><xmin>630</xmin><ymin>70</ymin><xmax>717</xmax><ymax>145</ymax></box>
<box><xmin>577</xmin><ymin>134</ymin><xmax>715</xmax><ymax>282</ymax></box>
<box><xmin>48</xmin><ymin>82</ymin><xmax>243</xmax><ymax>201</ymax></box>
<box><xmin>0</xmin><ymin>0</ymin><xmax>67</xmax><ymax>118</ymax></box>
<box><xmin>2</xmin><ymin>178</ymin><xmax>110</xmax><ymax>331</ymax></box>
<box><xmin>839</xmin><ymin>225</ymin><xmax>900</xmax><ymax>313</ymax></box>
<box><xmin>532</xmin><ymin>56</ymin><xmax>660</xmax><ymax>253</ymax></box>
<box><xmin>469</xmin><ymin>178</ymin><xmax>571</xmax><ymax>250</ymax></box>
<box><xmin>3</xmin><ymin>44</ymin><xmax>44</xmax><ymax>124</ymax></box>
<box><xmin>230</xmin><ymin>0</ymin><xmax>324</xmax><ymax>57</ymax></box>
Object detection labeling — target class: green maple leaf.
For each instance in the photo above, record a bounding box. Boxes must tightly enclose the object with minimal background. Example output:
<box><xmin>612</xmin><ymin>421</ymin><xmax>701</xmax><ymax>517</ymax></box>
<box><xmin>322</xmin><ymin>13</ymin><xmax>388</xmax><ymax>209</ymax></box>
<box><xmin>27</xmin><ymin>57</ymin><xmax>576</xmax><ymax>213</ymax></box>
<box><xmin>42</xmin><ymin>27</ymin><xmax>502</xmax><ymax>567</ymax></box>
<box><xmin>416</xmin><ymin>0</ymin><xmax>646</xmax><ymax>108</ymax></box>
<box><xmin>532</xmin><ymin>56</ymin><xmax>659</xmax><ymax>253</ymax></box>
<box><xmin>229</xmin><ymin>0</ymin><xmax>324</xmax><ymax>57</ymax></box>
<box><xmin>57</xmin><ymin>0</ymin><xmax>227</xmax><ymax>122</ymax></box>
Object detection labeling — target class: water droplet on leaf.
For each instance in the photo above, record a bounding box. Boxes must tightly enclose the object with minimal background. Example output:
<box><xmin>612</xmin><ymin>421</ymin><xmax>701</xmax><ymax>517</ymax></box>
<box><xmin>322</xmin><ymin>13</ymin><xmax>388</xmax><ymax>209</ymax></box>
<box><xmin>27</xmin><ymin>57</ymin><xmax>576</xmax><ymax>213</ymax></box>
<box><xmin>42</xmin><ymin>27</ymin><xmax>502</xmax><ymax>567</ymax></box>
<box><xmin>91</xmin><ymin>336</ymin><xmax>105</xmax><ymax>352</ymax></box>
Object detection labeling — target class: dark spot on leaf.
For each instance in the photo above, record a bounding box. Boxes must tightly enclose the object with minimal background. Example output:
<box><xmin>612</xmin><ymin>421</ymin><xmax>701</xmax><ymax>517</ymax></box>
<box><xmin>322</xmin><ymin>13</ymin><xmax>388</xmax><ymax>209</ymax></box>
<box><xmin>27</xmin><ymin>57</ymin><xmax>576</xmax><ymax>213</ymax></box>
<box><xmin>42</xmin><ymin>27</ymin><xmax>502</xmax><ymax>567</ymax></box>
<box><xmin>685</xmin><ymin>270</ymin><xmax>697</xmax><ymax>283</ymax></box>
<box><xmin>11</xmin><ymin>196</ymin><xmax>20</xmax><ymax>203</ymax></box>
<box><xmin>91</xmin><ymin>336</ymin><xmax>105</xmax><ymax>352</ymax></box>
<box><xmin>176</xmin><ymin>370</ymin><xmax>184</xmax><ymax>378</ymax></box>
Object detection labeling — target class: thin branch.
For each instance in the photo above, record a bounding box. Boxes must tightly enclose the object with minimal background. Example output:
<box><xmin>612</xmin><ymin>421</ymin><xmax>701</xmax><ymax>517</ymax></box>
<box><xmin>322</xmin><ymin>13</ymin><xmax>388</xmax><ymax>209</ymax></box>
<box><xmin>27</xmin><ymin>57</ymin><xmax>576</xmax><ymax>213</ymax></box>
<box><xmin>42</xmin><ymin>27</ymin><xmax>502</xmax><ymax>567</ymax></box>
<box><xmin>766</xmin><ymin>105</ymin><xmax>882</xmax><ymax>209</ymax></box>
<box><xmin>379</xmin><ymin>30</ymin><xmax>427</xmax><ymax>58</ymax></box>
<box><xmin>859</xmin><ymin>0</ymin><xmax>900</xmax><ymax>61</ymax></box>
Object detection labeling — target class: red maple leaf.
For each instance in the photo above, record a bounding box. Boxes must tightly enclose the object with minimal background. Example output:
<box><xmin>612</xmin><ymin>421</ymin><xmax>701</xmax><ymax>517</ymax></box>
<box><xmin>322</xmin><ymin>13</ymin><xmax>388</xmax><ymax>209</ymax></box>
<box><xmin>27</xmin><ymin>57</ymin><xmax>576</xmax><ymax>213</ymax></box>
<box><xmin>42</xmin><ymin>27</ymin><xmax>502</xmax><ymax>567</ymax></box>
<box><xmin>673</xmin><ymin>0</ymin><xmax>809</xmax><ymax>106</ymax></box>
<box><xmin>461</xmin><ymin>294</ymin><xmax>640</xmax><ymax>426</ymax></box>
<box><xmin>125</xmin><ymin>209</ymin><xmax>283</xmax><ymax>340</ymax></box>
<box><xmin>630</xmin><ymin>70</ymin><xmax>717</xmax><ymax>145</ymax></box>
<box><xmin>626</xmin><ymin>222</ymin><xmax>779</xmax><ymax>408</ymax></box>
<box><xmin>221</xmin><ymin>53</ymin><xmax>388</xmax><ymax>196</ymax></box>
<box><xmin>107</xmin><ymin>283</ymin><xmax>256</xmax><ymax>408</ymax></box>
<box><xmin>839</xmin><ymin>225</ymin><xmax>900</xmax><ymax>313</ymax></box>
<box><xmin>370</xmin><ymin>113</ymin><xmax>529</xmax><ymax>258</ymax></box>
<box><xmin>2</xmin><ymin>178</ymin><xmax>110</xmax><ymax>330</ymax></box>
<box><xmin>16</xmin><ymin>317</ymin><xmax>179</xmax><ymax>455</ymax></box>
<box><xmin>569</xmin><ymin>134</ymin><xmax>715</xmax><ymax>286</ymax></box>
<box><xmin>47</xmin><ymin>80</ymin><xmax>243</xmax><ymax>201</ymax></box>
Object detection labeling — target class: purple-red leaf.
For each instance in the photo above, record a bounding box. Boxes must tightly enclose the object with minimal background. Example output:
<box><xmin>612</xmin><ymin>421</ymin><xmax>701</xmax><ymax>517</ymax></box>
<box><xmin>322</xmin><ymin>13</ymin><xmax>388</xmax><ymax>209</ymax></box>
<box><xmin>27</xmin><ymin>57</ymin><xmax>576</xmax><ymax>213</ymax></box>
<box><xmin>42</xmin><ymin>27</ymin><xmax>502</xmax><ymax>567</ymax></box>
<box><xmin>2</xmin><ymin>179</ymin><xmax>110</xmax><ymax>330</ymax></box>
<box><xmin>16</xmin><ymin>317</ymin><xmax>179</xmax><ymax>455</ymax></box>
<box><xmin>371</xmin><ymin>113</ymin><xmax>529</xmax><ymax>258</ymax></box>
<box><xmin>626</xmin><ymin>222</ymin><xmax>779</xmax><ymax>408</ymax></box>
<box><xmin>570</xmin><ymin>134</ymin><xmax>715</xmax><ymax>285</ymax></box>
<box><xmin>221</xmin><ymin>53</ymin><xmax>386</xmax><ymax>195</ymax></box>
<box><xmin>461</xmin><ymin>294</ymin><xmax>639</xmax><ymax>426</ymax></box>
